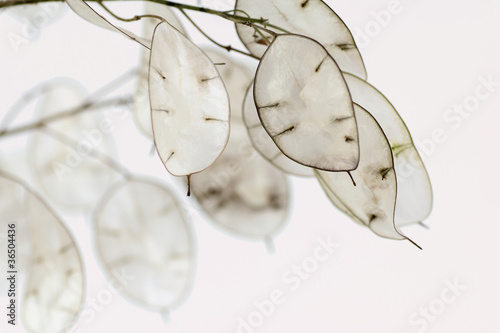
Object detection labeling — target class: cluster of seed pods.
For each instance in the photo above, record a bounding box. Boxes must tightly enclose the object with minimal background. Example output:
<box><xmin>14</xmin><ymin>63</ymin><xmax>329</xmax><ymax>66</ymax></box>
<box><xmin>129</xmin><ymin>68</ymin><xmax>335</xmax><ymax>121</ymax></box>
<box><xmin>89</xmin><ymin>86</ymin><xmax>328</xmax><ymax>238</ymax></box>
<box><xmin>0</xmin><ymin>1</ymin><xmax>433</xmax><ymax>331</ymax></box>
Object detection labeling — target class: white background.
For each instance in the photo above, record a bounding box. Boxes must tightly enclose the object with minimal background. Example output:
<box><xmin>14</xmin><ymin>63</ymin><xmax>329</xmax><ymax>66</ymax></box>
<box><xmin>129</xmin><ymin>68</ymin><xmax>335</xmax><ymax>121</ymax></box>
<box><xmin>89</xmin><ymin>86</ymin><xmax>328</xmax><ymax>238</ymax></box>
<box><xmin>1</xmin><ymin>0</ymin><xmax>500</xmax><ymax>332</ymax></box>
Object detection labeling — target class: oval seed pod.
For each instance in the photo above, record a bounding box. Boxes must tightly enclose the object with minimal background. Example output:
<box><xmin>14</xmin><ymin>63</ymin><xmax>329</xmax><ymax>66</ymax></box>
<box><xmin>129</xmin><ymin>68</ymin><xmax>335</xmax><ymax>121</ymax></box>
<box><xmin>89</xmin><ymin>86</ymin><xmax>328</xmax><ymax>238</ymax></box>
<box><xmin>343</xmin><ymin>73</ymin><xmax>433</xmax><ymax>226</ymax></box>
<box><xmin>0</xmin><ymin>172</ymin><xmax>84</xmax><ymax>333</ymax></box>
<box><xmin>93</xmin><ymin>177</ymin><xmax>195</xmax><ymax>313</ymax></box>
<box><xmin>235</xmin><ymin>0</ymin><xmax>366</xmax><ymax>79</ymax></box>
<box><xmin>134</xmin><ymin>3</ymin><xmax>188</xmax><ymax>137</ymax></box>
<box><xmin>142</xmin><ymin>2</ymin><xmax>186</xmax><ymax>42</ymax></box>
<box><xmin>316</xmin><ymin>105</ymin><xmax>418</xmax><ymax>247</ymax></box>
<box><xmin>188</xmin><ymin>51</ymin><xmax>289</xmax><ymax>240</ymax></box>
<box><xmin>202</xmin><ymin>48</ymin><xmax>254</xmax><ymax>121</ymax></box>
<box><xmin>243</xmin><ymin>81</ymin><xmax>314</xmax><ymax>177</ymax></box>
<box><xmin>254</xmin><ymin>34</ymin><xmax>359</xmax><ymax>172</ymax></box>
<box><xmin>28</xmin><ymin>79</ymin><xmax>118</xmax><ymax>210</ymax></box>
<box><xmin>190</xmin><ymin>120</ymin><xmax>289</xmax><ymax>240</ymax></box>
<box><xmin>149</xmin><ymin>21</ymin><xmax>230</xmax><ymax>179</ymax></box>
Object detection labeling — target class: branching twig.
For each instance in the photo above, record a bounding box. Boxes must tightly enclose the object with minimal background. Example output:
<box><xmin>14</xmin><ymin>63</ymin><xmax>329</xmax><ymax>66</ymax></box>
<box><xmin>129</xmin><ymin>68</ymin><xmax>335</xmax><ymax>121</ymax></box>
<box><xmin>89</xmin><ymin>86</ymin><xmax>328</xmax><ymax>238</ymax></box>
<box><xmin>97</xmin><ymin>1</ymin><xmax>138</xmax><ymax>22</ymax></box>
<box><xmin>98</xmin><ymin>2</ymin><xmax>164</xmax><ymax>23</ymax></box>
<box><xmin>0</xmin><ymin>0</ymin><xmax>288</xmax><ymax>33</ymax></box>
<box><xmin>0</xmin><ymin>68</ymin><xmax>137</xmax><ymax>137</ymax></box>
<box><xmin>0</xmin><ymin>0</ymin><xmax>292</xmax><ymax>59</ymax></box>
<box><xmin>178</xmin><ymin>8</ymin><xmax>258</xmax><ymax>59</ymax></box>
<box><xmin>0</xmin><ymin>97</ymin><xmax>131</xmax><ymax>138</ymax></box>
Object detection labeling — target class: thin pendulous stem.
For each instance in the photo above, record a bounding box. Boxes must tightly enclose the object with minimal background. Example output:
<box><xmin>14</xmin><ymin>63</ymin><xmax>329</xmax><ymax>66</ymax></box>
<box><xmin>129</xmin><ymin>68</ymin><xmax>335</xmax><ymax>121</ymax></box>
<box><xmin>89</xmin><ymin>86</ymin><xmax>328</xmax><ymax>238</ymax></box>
<box><xmin>0</xmin><ymin>0</ymin><xmax>286</xmax><ymax>32</ymax></box>
<box><xmin>0</xmin><ymin>97</ymin><xmax>131</xmax><ymax>139</ymax></box>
